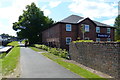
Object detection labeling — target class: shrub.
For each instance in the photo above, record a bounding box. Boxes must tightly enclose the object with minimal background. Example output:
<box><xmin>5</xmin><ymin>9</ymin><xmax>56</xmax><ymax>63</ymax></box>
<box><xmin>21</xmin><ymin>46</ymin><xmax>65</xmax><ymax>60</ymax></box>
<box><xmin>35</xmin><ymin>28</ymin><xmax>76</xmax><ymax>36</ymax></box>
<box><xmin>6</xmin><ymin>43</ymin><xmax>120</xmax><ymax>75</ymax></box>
<box><xmin>116</xmin><ymin>40</ymin><xmax>120</xmax><ymax>42</ymax></box>
<box><xmin>48</xmin><ymin>48</ymin><xmax>58</xmax><ymax>55</ymax></box>
<box><xmin>34</xmin><ymin>44</ymin><xmax>69</xmax><ymax>59</ymax></box>
<box><xmin>73</xmin><ymin>40</ymin><xmax>94</xmax><ymax>43</ymax></box>
<box><xmin>59</xmin><ymin>49</ymin><xmax>68</xmax><ymax>58</ymax></box>
<box><xmin>34</xmin><ymin>44</ymin><xmax>49</xmax><ymax>51</ymax></box>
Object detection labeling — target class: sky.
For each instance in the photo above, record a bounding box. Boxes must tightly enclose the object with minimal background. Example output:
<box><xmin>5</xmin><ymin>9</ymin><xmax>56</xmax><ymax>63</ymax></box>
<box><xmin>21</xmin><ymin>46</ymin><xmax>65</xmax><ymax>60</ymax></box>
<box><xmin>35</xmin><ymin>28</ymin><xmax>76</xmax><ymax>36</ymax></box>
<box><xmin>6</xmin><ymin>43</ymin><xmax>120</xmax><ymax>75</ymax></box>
<box><xmin>0</xmin><ymin>0</ymin><xmax>119</xmax><ymax>36</ymax></box>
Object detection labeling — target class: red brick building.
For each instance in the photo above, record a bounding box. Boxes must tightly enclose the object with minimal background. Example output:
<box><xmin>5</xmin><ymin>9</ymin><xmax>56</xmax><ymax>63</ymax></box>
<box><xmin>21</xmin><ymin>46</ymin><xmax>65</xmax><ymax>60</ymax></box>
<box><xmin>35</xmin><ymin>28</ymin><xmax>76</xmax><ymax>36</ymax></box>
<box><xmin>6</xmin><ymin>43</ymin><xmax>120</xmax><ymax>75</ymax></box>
<box><xmin>42</xmin><ymin>15</ymin><xmax>115</xmax><ymax>49</ymax></box>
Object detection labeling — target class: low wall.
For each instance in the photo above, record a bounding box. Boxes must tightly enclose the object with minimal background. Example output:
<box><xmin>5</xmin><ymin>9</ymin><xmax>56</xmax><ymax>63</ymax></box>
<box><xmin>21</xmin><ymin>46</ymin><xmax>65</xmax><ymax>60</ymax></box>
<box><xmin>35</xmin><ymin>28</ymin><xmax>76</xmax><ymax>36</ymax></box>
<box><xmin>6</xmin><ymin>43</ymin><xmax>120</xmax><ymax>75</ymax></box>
<box><xmin>69</xmin><ymin>42</ymin><xmax>120</xmax><ymax>79</ymax></box>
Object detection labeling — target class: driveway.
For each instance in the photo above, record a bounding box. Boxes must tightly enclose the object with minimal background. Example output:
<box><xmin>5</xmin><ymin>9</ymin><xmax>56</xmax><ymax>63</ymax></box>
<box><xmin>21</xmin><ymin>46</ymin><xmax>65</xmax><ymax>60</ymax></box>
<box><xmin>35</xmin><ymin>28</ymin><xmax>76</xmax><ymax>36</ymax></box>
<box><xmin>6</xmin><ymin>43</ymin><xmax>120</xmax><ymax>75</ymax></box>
<box><xmin>20</xmin><ymin>47</ymin><xmax>82</xmax><ymax>78</ymax></box>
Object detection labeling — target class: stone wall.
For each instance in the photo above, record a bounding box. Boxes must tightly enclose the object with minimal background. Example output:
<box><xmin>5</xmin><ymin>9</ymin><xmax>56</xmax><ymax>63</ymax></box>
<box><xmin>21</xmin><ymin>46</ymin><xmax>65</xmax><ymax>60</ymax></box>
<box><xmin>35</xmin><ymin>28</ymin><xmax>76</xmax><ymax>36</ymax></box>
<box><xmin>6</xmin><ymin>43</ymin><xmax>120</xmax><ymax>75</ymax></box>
<box><xmin>69</xmin><ymin>42</ymin><xmax>120</xmax><ymax>79</ymax></box>
<box><xmin>0</xmin><ymin>41</ymin><xmax>2</xmax><ymax>45</ymax></box>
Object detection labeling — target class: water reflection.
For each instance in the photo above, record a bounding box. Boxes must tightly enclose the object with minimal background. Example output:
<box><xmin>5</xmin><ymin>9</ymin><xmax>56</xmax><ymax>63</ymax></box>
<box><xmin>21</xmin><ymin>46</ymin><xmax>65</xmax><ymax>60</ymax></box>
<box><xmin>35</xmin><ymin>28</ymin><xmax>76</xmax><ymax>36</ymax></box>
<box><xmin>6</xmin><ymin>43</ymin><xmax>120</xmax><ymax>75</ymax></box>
<box><xmin>0</xmin><ymin>46</ymin><xmax>4</xmax><ymax>49</ymax></box>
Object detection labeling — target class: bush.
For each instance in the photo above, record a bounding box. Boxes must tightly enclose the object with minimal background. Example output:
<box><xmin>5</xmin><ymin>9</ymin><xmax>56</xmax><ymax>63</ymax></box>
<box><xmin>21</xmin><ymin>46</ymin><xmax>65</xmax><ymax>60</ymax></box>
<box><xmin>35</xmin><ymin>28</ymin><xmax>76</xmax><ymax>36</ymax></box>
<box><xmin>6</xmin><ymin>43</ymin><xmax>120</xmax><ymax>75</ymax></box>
<box><xmin>116</xmin><ymin>40</ymin><xmax>120</xmax><ymax>42</ymax></box>
<box><xmin>48</xmin><ymin>48</ymin><xmax>59</xmax><ymax>55</ymax></box>
<box><xmin>73</xmin><ymin>40</ymin><xmax>94</xmax><ymax>43</ymax></box>
<box><xmin>35</xmin><ymin>44</ymin><xmax>49</xmax><ymax>51</ymax></box>
<box><xmin>34</xmin><ymin>44</ymin><xmax>69</xmax><ymax>59</ymax></box>
<box><xmin>59</xmin><ymin>49</ymin><xmax>68</xmax><ymax>58</ymax></box>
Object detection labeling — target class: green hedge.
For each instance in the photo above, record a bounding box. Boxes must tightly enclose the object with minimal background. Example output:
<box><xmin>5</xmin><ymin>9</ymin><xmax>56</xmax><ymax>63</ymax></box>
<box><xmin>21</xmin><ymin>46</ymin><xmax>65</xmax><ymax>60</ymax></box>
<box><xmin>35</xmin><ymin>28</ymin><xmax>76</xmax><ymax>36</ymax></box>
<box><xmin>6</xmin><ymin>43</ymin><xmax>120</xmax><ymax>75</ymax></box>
<box><xmin>73</xmin><ymin>40</ymin><xmax>94</xmax><ymax>43</ymax></box>
<box><xmin>116</xmin><ymin>40</ymin><xmax>120</xmax><ymax>42</ymax></box>
<box><xmin>34</xmin><ymin>44</ymin><xmax>69</xmax><ymax>59</ymax></box>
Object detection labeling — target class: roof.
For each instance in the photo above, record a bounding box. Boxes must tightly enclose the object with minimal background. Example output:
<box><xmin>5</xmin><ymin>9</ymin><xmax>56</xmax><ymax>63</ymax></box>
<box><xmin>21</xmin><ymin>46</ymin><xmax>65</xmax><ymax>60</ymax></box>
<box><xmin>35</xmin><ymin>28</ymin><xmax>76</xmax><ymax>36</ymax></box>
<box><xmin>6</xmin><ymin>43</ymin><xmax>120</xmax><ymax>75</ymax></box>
<box><xmin>59</xmin><ymin>15</ymin><xmax>84</xmax><ymax>24</ymax></box>
<box><xmin>93</xmin><ymin>20</ymin><xmax>113</xmax><ymax>27</ymax></box>
<box><xmin>59</xmin><ymin>15</ymin><xmax>113</xmax><ymax>27</ymax></box>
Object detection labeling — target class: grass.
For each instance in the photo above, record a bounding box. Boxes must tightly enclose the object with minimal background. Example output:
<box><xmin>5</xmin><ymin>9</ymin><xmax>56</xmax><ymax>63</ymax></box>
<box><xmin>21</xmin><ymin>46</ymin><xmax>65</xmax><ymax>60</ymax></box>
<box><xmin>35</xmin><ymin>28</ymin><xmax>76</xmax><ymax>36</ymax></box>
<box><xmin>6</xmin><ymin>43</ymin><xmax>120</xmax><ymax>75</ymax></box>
<box><xmin>30</xmin><ymin>47</ymin><xmax>43</xmax><ymax>52</ymax></box>
<box><xmin>2</xmin><ymin>47</ymin><xmax>20</xmax><ymax>75</ymax></box>
<box><xmin>0</xmin><ymin>53</ymin><xmax>7</xmax><ymax>59</ymax></box>
<box><xmin>42</xmin><ymin>53</ymin><xmax>108</xmax><ymax>80</ymax></box>
<box><xmin>21</xmin><ymin>40</ymin><xmax>25</xmax><ymax>44</ymax></box>
<box><xmin>0</xmin><ymin>59</ymin><xmax>2</xmax><ymax>74</ymax></box>
<box><xmin>2</xmin><ymin>41</ymin><xmax>20</xmax><ymax>76</ymax></box>
<box><xmin>7</xmin><ymin>41</ymin><xmax>19</xmax><ymax>46</ymax></box>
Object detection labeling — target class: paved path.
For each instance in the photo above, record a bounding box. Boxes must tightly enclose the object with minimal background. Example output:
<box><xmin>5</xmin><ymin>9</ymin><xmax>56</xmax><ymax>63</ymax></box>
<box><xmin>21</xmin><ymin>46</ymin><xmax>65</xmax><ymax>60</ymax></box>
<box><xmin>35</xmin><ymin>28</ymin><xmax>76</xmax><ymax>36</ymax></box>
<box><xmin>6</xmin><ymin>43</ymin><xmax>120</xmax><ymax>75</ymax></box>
<box><xmin>20</xmin><ymin>47</ymin><xmax>81</xmax><ymax>78</ymax></box>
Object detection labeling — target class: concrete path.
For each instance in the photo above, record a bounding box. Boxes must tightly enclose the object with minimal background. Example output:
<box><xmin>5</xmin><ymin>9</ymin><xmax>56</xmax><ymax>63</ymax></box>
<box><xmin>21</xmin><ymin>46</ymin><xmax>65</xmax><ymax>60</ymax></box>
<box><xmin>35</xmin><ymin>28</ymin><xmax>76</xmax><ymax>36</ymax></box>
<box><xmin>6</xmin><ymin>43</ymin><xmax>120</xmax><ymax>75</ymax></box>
<box><xmin>20</xmin><ymin>47</ymin><xmax>81</xmax><ymax>78</ymax></box>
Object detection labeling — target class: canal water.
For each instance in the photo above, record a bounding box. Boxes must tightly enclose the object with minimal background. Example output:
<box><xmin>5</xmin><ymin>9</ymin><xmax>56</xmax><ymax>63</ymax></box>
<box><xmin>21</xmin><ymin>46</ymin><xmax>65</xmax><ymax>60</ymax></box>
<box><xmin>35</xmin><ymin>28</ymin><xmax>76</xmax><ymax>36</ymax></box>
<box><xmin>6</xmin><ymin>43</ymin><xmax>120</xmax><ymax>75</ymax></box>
<box><xmin>0</xmin><ymin>46</ymin><xmax>4</xmax><ymax>49</ymax></box>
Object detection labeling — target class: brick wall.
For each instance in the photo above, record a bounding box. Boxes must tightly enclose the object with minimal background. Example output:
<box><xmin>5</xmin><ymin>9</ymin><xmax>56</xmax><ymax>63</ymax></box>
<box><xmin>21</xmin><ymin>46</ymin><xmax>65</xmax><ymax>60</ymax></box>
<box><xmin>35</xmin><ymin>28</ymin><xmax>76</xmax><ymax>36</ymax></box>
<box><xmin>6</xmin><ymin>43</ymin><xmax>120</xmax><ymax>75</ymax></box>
<box><xmin>42</xmin><ymin>23</ymin><xmax>61</xmax><ymax>47</ymax></box>
<box><xmin>78</xmin><ymin>19</ymin><xmax>115</xmax><ymax>41</ymax></box>
<box><xmin>69</xmin><ymin>42</ymin><xmax>120</xmax><ymax>79</ymax></box>
<box><xmin>60</xmin><ymin>23</ymin><xmax>78</xmax><ymax>49</ymax></box>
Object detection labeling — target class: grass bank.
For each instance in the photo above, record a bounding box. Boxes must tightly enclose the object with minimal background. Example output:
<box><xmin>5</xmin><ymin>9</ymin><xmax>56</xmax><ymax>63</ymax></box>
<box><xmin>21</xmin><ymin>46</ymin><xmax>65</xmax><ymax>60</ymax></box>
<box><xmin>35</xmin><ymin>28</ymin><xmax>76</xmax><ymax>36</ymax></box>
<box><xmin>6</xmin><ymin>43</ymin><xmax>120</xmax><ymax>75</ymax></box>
<box><xmin>2</xmin><ymin>41</ymin><xmax>20</xmax><ymax>76</ymax></box>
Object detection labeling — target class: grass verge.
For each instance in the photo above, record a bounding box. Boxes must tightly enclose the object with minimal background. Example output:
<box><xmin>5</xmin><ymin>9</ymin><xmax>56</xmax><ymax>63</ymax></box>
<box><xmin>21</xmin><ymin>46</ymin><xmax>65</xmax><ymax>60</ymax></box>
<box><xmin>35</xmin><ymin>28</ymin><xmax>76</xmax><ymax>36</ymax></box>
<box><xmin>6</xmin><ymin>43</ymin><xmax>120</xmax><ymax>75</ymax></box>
<box><xmin>30</xmin><ymin>47</ymin><xmax>43</xmax><ymax>52</ymax></box>
<box><xmin>42</xmin><ymin>53</ymin><xmax>107</xmax><ymax>80</ymax></box>
<box><xmin>7</xmin><ymin>41</ymin><xmax>19</xmax><ymax>46</ymax></box>
<box><xmin>2</xmin><ymin>41</ymin><xmax>20</xmax><ymax>76</ymax></box>
<box><xmin>2</xmin><ymin>47</ymin><xmax>20</xmax><ymax>75</ymax></box>
<box><xmin>0</xmin><ymin>53</ymin><xmax>7</xmax><ymax>59</ymax></box>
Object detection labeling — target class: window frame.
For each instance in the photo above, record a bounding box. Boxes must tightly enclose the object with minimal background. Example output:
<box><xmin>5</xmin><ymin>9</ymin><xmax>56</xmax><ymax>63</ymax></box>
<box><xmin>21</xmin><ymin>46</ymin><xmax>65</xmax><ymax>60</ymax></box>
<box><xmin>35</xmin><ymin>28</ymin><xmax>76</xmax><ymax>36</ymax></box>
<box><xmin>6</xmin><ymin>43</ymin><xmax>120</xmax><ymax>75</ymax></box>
<box><xmin>96</xmin><ymin>38</ymin><xmax>100</xmax><ymax>41</ymax></box>
<box><xmin>66</xmin><ymin>37</ymin><xmax>72</xmax><ymax>45</ymax></box>
<box><xmin>84</xmin><ymin>25</ymin><xmax>90</xmax><ymax>32</ymax></box>
<box><xmin>107</xmin><ymin>28</ymin><xmax>111</xmax><ymax>34</ymax></box>
<box><xmin>85</xmin><ymin>37</ymin><xmax>90</xmax><ymax>40</ymax></box>
<box><xmin>107</xmin><ymin>38</ymin><xmax>111</xmax><ymax>41</ymax></box>
<box><xmin>66</xmin><ymin>24</ymin><xmax>72</xmax><ymax>31</ymax></box>
<box><xmin>96</xmin><ymin>27</ymin><xmax>100</xmax><ymax>33</ymax></box>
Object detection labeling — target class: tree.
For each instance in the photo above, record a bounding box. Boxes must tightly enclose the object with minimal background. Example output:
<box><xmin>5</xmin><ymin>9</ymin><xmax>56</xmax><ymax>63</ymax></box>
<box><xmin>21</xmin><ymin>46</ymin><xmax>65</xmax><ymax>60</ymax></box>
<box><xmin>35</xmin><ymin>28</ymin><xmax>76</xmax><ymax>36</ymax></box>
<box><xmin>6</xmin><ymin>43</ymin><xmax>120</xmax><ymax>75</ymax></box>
<box><xmin>13</xmin><ymin>2</ymin><xmax>54</xmax><ymax>44</ymax></box>
<box><xmin>114</xmin><ymin>15</ymin><xmax>120</xmax><ymax>40</ymax></box>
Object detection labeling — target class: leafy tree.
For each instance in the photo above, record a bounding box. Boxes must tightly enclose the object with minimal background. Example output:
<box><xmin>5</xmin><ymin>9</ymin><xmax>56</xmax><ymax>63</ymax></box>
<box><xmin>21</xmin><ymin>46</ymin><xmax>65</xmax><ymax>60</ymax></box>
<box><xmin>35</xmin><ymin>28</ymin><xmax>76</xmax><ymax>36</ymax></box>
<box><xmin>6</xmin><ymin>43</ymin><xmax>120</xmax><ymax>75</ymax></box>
<box><xmin>114</xmin><ymin>15</ymin><xmax>120</xmax><ymax>40</ymax></box>
<box><xmin>13</xmin><ymin>2</ymin><xmax>54</xmax><ymax>44</ymax></box>
<box><xmin>1</xmin><ymin>33</ymin><xmax>10</xmax><ymax>39</ymax></box>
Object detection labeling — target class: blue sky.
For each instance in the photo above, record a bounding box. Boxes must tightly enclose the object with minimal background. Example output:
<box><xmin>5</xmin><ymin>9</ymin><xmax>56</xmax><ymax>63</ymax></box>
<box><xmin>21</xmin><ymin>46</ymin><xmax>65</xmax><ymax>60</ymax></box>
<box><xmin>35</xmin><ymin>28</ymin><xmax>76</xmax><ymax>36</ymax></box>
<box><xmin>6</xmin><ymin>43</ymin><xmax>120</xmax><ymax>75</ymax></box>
<box><xmin>0</xmin><ymin>0</ymin><xmax>119</xmax><ymax>36</ymax></box>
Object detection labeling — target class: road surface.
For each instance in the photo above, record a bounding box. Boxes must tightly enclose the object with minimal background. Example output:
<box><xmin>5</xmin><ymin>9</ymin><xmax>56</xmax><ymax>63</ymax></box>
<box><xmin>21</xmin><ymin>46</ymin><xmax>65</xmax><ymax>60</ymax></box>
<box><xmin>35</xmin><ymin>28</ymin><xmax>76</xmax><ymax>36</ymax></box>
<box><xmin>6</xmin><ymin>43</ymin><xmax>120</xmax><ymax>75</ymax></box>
<box><xmin>20</xmin><ymin>47</ymin><xmax>82</xmax><ymax>78</ymax></box>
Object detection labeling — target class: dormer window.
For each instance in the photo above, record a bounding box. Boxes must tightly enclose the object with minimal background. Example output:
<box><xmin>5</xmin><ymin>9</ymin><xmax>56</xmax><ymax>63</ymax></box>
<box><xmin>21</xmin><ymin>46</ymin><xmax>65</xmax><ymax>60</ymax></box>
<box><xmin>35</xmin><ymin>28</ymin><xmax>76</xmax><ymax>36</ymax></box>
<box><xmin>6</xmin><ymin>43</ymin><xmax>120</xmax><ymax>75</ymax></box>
<box><xmin>66</xmin><ymin>24</ymin><xmax>72</xmax><ymax>31</ymax></box>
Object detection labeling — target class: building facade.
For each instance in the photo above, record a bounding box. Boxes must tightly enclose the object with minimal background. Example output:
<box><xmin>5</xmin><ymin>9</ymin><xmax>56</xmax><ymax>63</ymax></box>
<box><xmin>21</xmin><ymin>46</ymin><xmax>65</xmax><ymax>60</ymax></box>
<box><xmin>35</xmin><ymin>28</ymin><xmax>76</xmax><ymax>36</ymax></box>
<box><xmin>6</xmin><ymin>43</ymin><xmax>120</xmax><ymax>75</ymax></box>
<box><xmin>42</xmin><ymin>15</ymin><xmax>115</xmax><ymax>50</ymax></box>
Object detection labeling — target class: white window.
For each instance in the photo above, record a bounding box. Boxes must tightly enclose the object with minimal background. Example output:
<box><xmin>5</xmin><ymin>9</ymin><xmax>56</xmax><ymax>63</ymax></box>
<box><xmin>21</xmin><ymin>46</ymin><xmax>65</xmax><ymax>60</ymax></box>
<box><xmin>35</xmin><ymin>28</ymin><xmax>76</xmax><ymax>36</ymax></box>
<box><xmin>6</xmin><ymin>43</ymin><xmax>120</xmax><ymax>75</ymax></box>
<box><xmin>107</xmin><ymin>28</ymin><xmax>111</xmax><ymax>34</ymax></box>
<box><xmin>66</xmin><ymin>24</ymin><xmax>72</xmax><ymax>31</ymax></box>
<box><xmin>85</xmin><ymin>25</ymin><xmax>90</xmax><ymax>32</ymax></box>
<box><xmin>85</xmin><ymin>37</ymin><xmax>89</xmax><ymax>40</ymax></box>
<box><xmin>96</xmin><ymin>27</ymin><xmax>100</xmax><ymax>33</ymax></box>
<box><xmin>66</xmin><ymin>37</ymin><xmax>72</xmax><ymax>45</ymax></box>
<box><xmin>107</xmin><ymin>38</ymin><xmax>111</xmax><ymax>41</ymax></box>
<box><xmin>96</xmin><ymin>38</ymin><xmax>100</xmax><ymax>41</ymax></box>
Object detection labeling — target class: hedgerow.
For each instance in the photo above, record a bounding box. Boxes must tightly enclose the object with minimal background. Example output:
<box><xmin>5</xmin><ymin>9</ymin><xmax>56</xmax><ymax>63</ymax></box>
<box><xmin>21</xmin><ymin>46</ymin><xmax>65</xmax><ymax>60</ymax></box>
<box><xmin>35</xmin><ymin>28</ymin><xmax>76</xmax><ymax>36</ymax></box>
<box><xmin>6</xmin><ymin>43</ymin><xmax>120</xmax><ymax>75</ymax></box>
<box><xmin>34</xmin><ymin>44</ymin><xmax>69</xmax><ymax>59</ymax></box>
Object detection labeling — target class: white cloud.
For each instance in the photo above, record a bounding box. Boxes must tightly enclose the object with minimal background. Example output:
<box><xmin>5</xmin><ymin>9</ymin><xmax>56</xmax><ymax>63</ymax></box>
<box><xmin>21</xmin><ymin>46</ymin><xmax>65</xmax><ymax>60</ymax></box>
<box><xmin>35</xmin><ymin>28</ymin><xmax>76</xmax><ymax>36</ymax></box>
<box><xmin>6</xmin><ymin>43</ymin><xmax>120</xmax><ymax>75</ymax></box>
<box><xmin>43</xmin><ymin>9</ymin><xmax>51</xmax><ymax>16</ymax></box>
<box><xmin>0</xmin><ymin>22</ymin><xmax>16</xmax><ymax>36</ymax></box>
<box><xmin>102</xmin><ymin>18</ymin><xmax>115</xmax><ymax>25</ymax></box>
<box><xmin>0</xmin><ymin>0</ymin><xmax>38</xmax><ymax>36</ymax></box>
<box><xmin>41</xmin><ymin>6</ymin><xmax>51</xmax><ymax>16</ymax></box>
<box><xmin>49</xmin><ymin>1</ymin><xmax>61</xmax><ymax>8</ymax></box>
<box><xmin>68</xmin><ymin>0</ymin><xmax>117</xmax><ymax>19</ymax></box>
